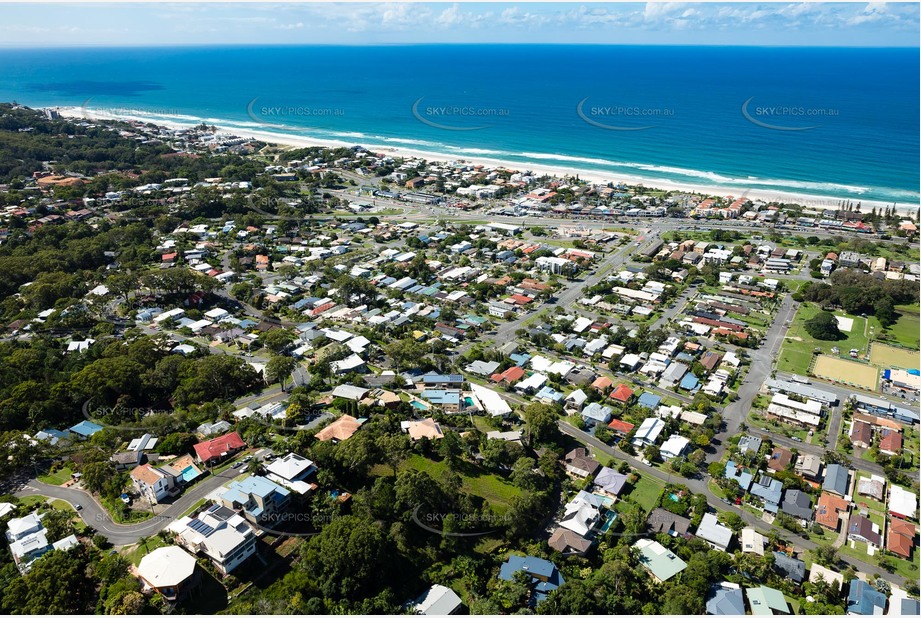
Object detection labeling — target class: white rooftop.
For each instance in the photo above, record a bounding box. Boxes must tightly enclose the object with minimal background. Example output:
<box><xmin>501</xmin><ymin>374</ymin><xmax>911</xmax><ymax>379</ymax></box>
<box><xmin>137</xmin><ymin>546</ymin><xmax>197</xmax><ymax>588</ymax></box>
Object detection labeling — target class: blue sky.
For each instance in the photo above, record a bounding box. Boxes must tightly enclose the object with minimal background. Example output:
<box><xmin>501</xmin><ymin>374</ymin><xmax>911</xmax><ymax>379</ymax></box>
<box><xmin>0</xmin><ymin>3</ymin><xmax>918</xmax><ymax>47</ymax></box>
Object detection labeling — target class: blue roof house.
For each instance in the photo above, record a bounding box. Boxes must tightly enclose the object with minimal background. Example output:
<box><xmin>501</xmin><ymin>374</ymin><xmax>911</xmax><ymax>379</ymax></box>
<box><xmin>680</xmin><ymin>373</ymin><xmax>701</xmax><ymax>392</ymax></box>
<box><xmin>69</xmin><ymin>420</ymin><xmax>104</xmax><ymax>438</ymax></box>
<box><xmin>749</xmin><ymin>474</ymin><xmax>784</xmax><ymax>513</ymax></box>
<box><xmin>498</xmin><ymin>555</ymin><xmax>564</xmax><ymax>607</ymax></box>
<box><xmin>724</xmin><ymin>460</ymin><xmax>754</xmax><ymax>492</ymax></box>
<box><xmin>217</xmin><ymin>476</ymin><xmax>291</xmax><ymax>524</ymax></box>
<box><xmin>847</xmin><ymin>579</ymin><xmax>887</xmax><ymax>615</ymax></box>
<box><xmin>637</xmin><ymin>392</ymin><xmax>662</xmax><ymax>410</ymax></box>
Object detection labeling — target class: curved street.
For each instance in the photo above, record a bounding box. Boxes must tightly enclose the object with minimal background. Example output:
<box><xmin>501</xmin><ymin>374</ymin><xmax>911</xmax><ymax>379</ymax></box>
<box><xmin>15</xmin><ymin>467</ymin><xmax>248</xmax><ymax>546</ymax></box>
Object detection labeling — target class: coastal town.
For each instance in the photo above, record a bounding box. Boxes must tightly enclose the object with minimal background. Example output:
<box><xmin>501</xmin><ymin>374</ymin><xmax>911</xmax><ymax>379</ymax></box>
<box><xmin>0</xmin><ymin>103</ymin><xmax>919</xmax><ymax>615</ymax></box>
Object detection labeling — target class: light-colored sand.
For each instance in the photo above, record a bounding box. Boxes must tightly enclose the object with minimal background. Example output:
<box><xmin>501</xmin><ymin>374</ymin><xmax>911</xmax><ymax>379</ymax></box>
<box><xmin>54</xmin><ymin>106</ymin><xmax>916</xmax><ymax>214</ymax></box>
<box><xmin>834</xmin><ymin>316</ymin><xmax>854</xmax><ymax>333</ymax></box>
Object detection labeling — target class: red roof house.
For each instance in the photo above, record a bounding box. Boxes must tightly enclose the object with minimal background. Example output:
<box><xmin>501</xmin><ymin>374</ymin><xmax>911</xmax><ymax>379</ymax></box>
<box><xmin>610</xmin><ymin>384</ymin><xmax>635</xmax><ymax>404</ymax></box>
<box><xmin>193</xmin><ymin>431</ymin><xmax>246</xmax><ymax>465</ymax></box>
<box><xmin>608</xmin><ymin>419</ymin><xmax>635</xmax><ymax>435</ymax></box>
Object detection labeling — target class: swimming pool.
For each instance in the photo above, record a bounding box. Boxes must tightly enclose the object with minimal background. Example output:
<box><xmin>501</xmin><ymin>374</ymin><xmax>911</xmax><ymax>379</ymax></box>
<box><xmin>411</xmin><ymin>400</ymin><xmax>429</xmax><ymax>410</ymax></box>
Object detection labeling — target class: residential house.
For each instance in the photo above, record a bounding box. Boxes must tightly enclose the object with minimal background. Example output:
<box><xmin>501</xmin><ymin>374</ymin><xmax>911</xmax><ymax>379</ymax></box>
<box><xmin>632</xmin><ymin>417</ymin><xmax>666</xmax><ymax>449</ymax></box>
<box><xmin>497</xmin><ymin>555</ymin><xmax>564</xmax><ymax>607</ymax></box>
<box><xmin>263</xmin><ymin>452</ymin><xmax>316</xmax><ymax>494</ymax></box>
<box><xmin>794</xmin><ymin>454</ymin><xmax>822</xmax><ymax>480</ymax></box>
<box><xmin>581</xmin><ymin>402</ymin><xmax>613</xmax><ymax>426</ymax></box>
<box><xmin>402</xmin><ymin>418</ymin><xmax>445</xmax><ymax>441</ymax></box>
<box><xmin>593</xmin><ymin>467</ymin><xmax>628</xmax><ymax>498</ymax></box>
<box><xmin>696</xmin><ymin>513</ymin><xmax>733</xmax><ymax>551</ymax></box>
<box><xmin>217</xmin><ymin>475</ymin><xmax>291</xmax><ymax>524</ymax></box>
<box><xmin>749</xmin><ymin>473</ymin><xmax>784</xmax><ymax>513</ymax></box>
<box><xmin>706</xmin><ymin>582</ymin><xmax>746</xmax><ymax>616</ymax></box>
<box><xmin>823</xmin><ymin>464</ymin><xmax>850</xmax><ymax>497</ymax></box>
<box><xmin>6</xmin><ymin>513</ymin><xmax>49</xmax><ymax>572</ymax></box>
<box><xmin>815</xmin><ymin>492</ymin><xmax>849</xmax><ymax>531</ymax></box>
<box><xmin>315</xmin><ymin>415</ymin><xmax>363</xmax><ymax>442</ymax></box>
<box><xmin>850</xmin><ymin>421</ymin><xmax>873</xmax><ymax>448</ymax></box>
<box><xmin>741</xmin><ymin>527</ymin><xmax>767</xmax><ymax>555</ymax></box>
<box><xmin>410</xmin><ymin>584</ymin><xmax>464</xmax><ymax>616</ymax></box>
<box><xmin>781</xmin><ymin>490</ymin><xmax>814</xmax><ymax>524</ymax></box>
<box><xmin>563</xmin><ymin>448</ymin><xmax>600</xmax><ymax>479</ymax></box>
<box><xmin>725</xmin><ymin>460</ymin><xmax>754</xmax><ymax>492</ymax></box>
<box><xmin>738</xmin><ymin>435</ymin><xmax>763</xmax><ymax>455</ymax></box>
<box><xmin>767</xmin><ymin>447</ymin><xmax>794</xmax><ymax>474</ymax></box>
<box><xmin>130</xmin><ymin>464</ymin><xmax>178</xmax><ymax>504</ymax></box>
<box><xmin>847</xmin><ymin>515</ymin><xmax>882</xmax><ymax>547</ymax></box>
<box><xmin>660</xmin><ymin>434</ymin><xmax>690</xmax><ymax>460</ymax></box>
<box><xmin>808</xmin><ymin>564</ymin><xmax>844</xmax><ymax>591</ymax></box>
<box><xmin>847</xmin><ymin>579</ymin><xmax>887</xmax><ymax>615</ymax></box>
<box><xmin>548</xmin><ymin>528</ymin><xmax>593</xmax><ymax>556</ymax></box>
<box><xmin>559</xmin><ymin>491</ymin><xmax>603</xmax><ymax>537</ymax></box>
<box><xmin>889</xmin><ymin>485</ymin><xmax>918</xmax><ymax>519</ymax></box>
<box><xmin>772</xmin><ymin>552</ymin><xmax>806</xmax><ymax>583</ymax></box>
<box><xmin>136</xmin><ymin>546</ymin><xmax>199</xmax><ymax>602</ymax></box>
<box><xmin>193</xmin><ymin>432</ymin><xmax>246</xmax><ymax>467</ymax></box>
<box><xmin>633</xmin><ymin>538</ymin><xmax>688</xmax><ymax>583</ymax></box>
<box><xmin>747</xmin><ymin>585</ymin><xmax>791</xmax><ymax>615</ymax></box>
<box><xmin>169</xmin><ymin>504</ymin><xmax>258</xmax><ymax>574</ymax></box>
<box><xmin>887</xmin><ymin>518</ymin><xmax>916</xmax><ymax>559</ymax></box>
<box><xmin>647</xmin><ymin>508</ymin><xmax>692</xmax><ymax>538</ymax></box>
<box><xmin>857</xmin><ymin>476</ymin><xmax>886</xmax><ymax>502</ymax></box>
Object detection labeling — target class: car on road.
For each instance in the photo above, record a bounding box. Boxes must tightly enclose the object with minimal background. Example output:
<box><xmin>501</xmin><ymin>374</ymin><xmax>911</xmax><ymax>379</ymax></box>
<box><xmin>74</xmin><ymin>503</ymin><xmax>82</xmax><ymax>511</ymax></box>
<box><xmin>791</xmin><ymin>436</ymin><xmax>802</xmax><ymax>442</ymax></box>
<box><xmin>232</xmin><ymin>461</ymin><xmax>243</xmax><ymax>468</ymax></box>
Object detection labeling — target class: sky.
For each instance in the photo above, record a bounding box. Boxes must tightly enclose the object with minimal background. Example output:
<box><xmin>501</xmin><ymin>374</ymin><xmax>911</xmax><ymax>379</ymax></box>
<box><xmin>0</xmin><ymin>2</ymin><xmax>918</xmax><ymax>47</ymax></box>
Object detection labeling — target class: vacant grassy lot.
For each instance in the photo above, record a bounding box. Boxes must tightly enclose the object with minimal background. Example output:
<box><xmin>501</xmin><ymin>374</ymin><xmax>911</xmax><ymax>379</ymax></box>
<box><xmin>371</xmin><ymin>454</ymin><xmax>523</xmax><ymax>512</ymax></box>
<box><xmin>625</xmin><ymin>474</ymin><xmax>665</xmax><ymax>512</ymax></box>
<box><xmin>777</xmin><ymin>303</ymin><xmax>869</xmax><ymax>375</ymax></box>
<box><xmin>38</xmin><ymin>466</ymin><xmax>73</xmax><ymax>486</ymax></box>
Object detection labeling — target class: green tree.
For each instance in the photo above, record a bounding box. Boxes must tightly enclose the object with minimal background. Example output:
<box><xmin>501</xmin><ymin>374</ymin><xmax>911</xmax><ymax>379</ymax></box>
<box><xmin>804</xmin><ymin>311</ymin><xmax>844</xmax><ymax>341</ymax></box>
<box><xmin>522</xmin><ymin>403</ymin><xmax>559</xmax><ymax>446</ymax></box>
<box><xmin>300</xmin><ymin>515</ymin><xmax>394</xmax><ymax>600</ymax></box>
<box><xmin>266</xmin><ymin>354</ymin><xmax>298</xmax><ymax>391</ymax></box>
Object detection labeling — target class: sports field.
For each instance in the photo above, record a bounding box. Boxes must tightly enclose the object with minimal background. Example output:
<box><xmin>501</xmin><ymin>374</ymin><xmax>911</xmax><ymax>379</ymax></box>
<box><xmin>812</xmin><ymin>355</ymin><xmax>879</xmax><ymax>390</ymax></box>
<box><xmin>869</xmin><ymin>342</ymin><xmax>919</xmax><ymax>371</ymax></box>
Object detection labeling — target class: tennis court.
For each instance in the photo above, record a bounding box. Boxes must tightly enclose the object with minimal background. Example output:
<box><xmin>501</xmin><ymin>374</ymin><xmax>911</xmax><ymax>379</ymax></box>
<box><xmin>812</xmin><ymin>355</ymin><xmax>879</xmax><ymax>390</ymax></box>
<box><xmin>869</xmin><ymin>342</ymin><xmax>919</xmax><ymax>371</ymax></box>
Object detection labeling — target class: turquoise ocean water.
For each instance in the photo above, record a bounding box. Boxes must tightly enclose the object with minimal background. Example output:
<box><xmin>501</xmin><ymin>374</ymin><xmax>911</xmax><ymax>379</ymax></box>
<box><xmin>0</xmin><ymin>45</ymin><xmax>916</xmax><ymax>205</ymax></box>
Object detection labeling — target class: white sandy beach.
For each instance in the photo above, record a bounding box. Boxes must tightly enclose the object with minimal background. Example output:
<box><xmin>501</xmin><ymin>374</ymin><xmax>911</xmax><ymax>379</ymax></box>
<box><xmin>56</xmin><ymin>106</ymin><xmax>918</xmax><ymax>215</ymax></box>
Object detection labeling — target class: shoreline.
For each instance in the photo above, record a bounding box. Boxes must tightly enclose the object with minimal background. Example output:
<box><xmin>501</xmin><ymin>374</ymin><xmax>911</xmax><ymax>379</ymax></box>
<box><xmin>56</xmin><ymin>106</ymin><xmax>919</xmax><ymax>215</ymax></box>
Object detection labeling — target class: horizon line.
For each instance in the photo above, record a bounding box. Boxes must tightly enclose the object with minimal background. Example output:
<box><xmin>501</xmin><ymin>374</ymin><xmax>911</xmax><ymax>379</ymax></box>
<box><xmin>0</xmin><ymin>42</ymin><xmax>918</xmax><ymax>50</ymax></box>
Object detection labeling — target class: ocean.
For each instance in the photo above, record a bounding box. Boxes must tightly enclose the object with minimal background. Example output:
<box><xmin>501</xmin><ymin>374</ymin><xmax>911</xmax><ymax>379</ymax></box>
<box><xmin>0</xmin><ymin>45</ymin><xmax>917</xmax><ymax>205</ymax></box>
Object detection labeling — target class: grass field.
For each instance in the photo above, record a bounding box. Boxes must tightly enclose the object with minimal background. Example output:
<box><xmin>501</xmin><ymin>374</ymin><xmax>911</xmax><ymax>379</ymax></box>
<box><xmin>625</xmin><ymin>475</ymin><xmax>665</xmax><ymax>512</ymax></box>
<box><xmin>372</xmin><ymin>454</ymin><xmax>523</xmax><ymax>512</ymax></box>
<box><xmin>869</xmin><ymin>342</ymin><xmax>919</xmax><ymax>371</ymax></box>
<box><xmin>812</xmin><ymin>356</ymin><xmax>879</xmax><ymax>390</ymax></box>
<box><xmin>777</xmin><ymin>303</ymin><xmax>870</xmax><ymax>375</ymax></box>
<box><xmin>38</xmin><ymin>467</ymin><xmax>73</xmax><ymax>486</ymax></box>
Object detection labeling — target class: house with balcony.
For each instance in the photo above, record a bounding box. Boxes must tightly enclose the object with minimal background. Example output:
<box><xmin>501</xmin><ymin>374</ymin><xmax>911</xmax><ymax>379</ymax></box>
<box><xmin>168</xmin><ymin>504</ymin><xmax>258</xmax><ymax>574</ymax></box>
<box><xmin>215</xmin><ymin>475</ymin><xmax>291</xmax><ymax>525</ymax></box>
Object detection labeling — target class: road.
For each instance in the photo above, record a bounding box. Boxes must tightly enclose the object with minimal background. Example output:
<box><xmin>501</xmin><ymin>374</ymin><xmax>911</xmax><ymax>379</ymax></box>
<box><xmin>709</xmin><ymin>291</ymin><xmax>798</xmax><ymax>464</ymax></box>
<box><xmin>484</xmin><ymin>237</ymin><xmax>639</xmax><ymax>352</ymax></box>
<box><xmin>15</xmin><ymin>467</ymin><xmax>249</xmax><ymax>546</ymax></box>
